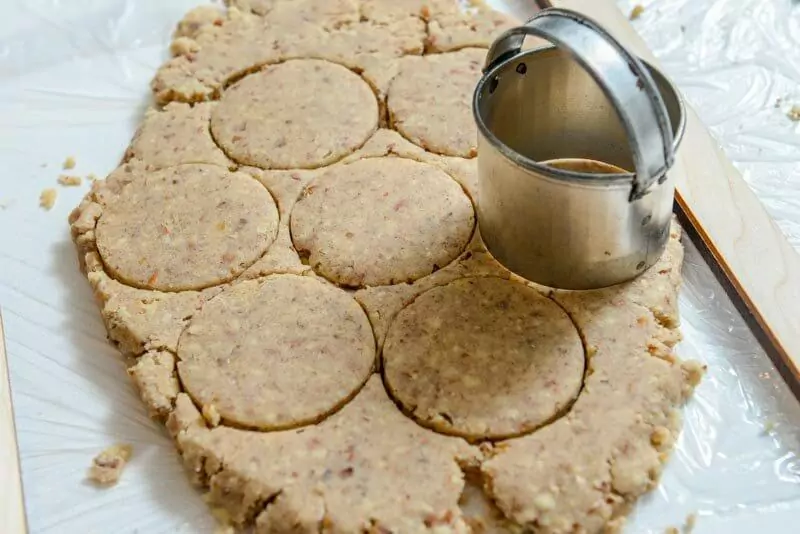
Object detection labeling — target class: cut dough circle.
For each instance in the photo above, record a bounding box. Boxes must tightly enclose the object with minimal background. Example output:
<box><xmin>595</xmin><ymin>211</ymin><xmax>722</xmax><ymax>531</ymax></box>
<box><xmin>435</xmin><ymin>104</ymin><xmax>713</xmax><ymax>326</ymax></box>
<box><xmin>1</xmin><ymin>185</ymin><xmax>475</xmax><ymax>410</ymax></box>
<box><xmin>211</xmin><ymin>59</ymin><xmax>379</xmax><ymax>169</ymax></box>
<box><xmin>95</xmin><ymin>164</ymin><xmax>278</xmax><ymax>292</ymax></box>
<box><xmin>383</xmin><ymin>276</ymin><xmax>585</xmax><ymax>441</ymax></box>
<box><xmin>388</xmin><ymin>48</ymin><xmax>485</xmax><ymax>157</ymax></box>
<box><xmin>290</xmin><ymin>157</ymin><xmax>475</xmax><ymax>287</ymax></box>
<box><xmin>177</xmin><ymin>274</ymin><xmax>375</xmax><ymax>430</ymax></box>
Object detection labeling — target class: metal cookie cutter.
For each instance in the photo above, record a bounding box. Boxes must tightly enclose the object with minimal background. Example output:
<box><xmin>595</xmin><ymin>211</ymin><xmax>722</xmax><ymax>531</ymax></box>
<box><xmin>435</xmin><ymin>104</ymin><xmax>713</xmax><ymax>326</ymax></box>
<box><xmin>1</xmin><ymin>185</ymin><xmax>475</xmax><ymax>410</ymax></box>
<box><xmin>473</xmin><ymin>8</ymin><xmax>686</xmax><ymax>290</ymax></box>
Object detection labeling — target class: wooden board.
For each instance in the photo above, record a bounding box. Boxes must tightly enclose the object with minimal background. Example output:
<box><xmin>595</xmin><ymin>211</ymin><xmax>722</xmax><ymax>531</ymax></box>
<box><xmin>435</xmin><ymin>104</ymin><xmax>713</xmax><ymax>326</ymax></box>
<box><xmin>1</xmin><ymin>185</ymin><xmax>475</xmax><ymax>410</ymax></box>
<box><xmin>0</xmin><ymin>313</ymin><xmax>27</xmax><ymax>534</ymax></box>
<box><xmin>507</xmin><ymin>0</ymin><xmax>800</xmax><ymax>390</ymax></box>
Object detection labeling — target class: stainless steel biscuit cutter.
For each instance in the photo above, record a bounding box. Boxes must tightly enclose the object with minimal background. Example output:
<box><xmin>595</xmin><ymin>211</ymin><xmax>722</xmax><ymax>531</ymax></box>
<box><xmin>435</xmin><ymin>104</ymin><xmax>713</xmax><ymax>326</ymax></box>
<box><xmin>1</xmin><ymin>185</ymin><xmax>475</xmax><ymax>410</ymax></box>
<box><xmin>473</xmin><ymin>8</ymin><xmax>686</xmax><ymax>290</ymax></box>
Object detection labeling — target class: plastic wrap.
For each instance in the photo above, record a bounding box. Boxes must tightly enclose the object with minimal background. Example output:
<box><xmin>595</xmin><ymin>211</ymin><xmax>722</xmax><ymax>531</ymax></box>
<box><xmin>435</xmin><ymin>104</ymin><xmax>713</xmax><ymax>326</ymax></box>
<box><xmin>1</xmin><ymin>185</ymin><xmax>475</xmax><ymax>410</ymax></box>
<box><xmin>0</xmin><ymin>1</ymin><xmax>798</xmax><ymax>532</ymax></box>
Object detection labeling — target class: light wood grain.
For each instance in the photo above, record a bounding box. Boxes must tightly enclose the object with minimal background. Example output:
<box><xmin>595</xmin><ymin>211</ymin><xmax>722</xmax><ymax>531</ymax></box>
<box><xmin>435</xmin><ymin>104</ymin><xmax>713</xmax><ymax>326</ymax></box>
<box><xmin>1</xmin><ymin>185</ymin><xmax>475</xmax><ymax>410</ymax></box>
<box><xmin>0</xmin><ymin>313</ymin><xmax>27</xmax><ymax>534</ymax></box>
<box><xmin>511</xmin><ymin>0</ymin><xmax>800</xmax><ymax>384</ymax></box>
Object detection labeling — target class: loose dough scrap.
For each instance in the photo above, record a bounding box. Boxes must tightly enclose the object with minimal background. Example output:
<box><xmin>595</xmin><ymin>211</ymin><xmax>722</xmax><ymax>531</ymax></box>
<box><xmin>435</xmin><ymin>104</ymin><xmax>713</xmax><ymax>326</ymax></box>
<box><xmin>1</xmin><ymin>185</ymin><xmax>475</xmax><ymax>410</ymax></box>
<box><xmin>88</xmin><ymin>444</ymin><xmax>133</xmax><ymax>486</ymax></box>
<box><xmin>124</xmin><ymin>102</ymin><xmax>231</xmax><ymax>170</ymax></box>
<box><xmin>177</xmin><ymin>275</ymin><xmax>376</xmax><ymax>430</ymax></box>
<box><xmin>211</xmin><ymin>59</ymin><xmax>378</xmax><ymax>169</ymax></box>
<box><xmin>290</xmin><ymin>157</ymin><xmax>475</xmax><ymax>287</ymax></box>
<box><xmin>172</xmin><ymin>377</ymin><xmax>478</xmax><ymax>532</ymax></box>
<box><xmin>383</xmin><ymin>276</ymin><xmax>585</xmax><ymax>441</ymax></box>
<box><xmin>388</xmin><ymin>48</ymin><xmax>485</xmax><ymax>157</ymax></box>
<box><xmin>95</xmin><ymin>164</ymin><xmax>279</xmax><ymax>292</ymax></box>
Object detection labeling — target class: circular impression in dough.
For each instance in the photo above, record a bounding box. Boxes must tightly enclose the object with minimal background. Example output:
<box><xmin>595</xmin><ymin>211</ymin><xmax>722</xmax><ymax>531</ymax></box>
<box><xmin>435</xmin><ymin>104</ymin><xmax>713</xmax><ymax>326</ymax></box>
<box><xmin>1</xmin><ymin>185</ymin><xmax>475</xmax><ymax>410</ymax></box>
<box><xmin>211</xmin><ymin>59</ymin><xmax>379</xmax><ymax>169</ymax></box>
<box><xmin>387</xmin><ymin>48</ymin><xmax>485</xmax><ymax>157</ymax></box>
<box><xmin>177</xmin><ymin>274</ymin><xmax>375</xmax><ymax>430</ymax></box>
<box><xmin>383</xmin><ymin>276</ymin><xmax>585</xmax><ymax>441</ymax></box>
<box><xmin>95</xmin><ymin>164</ymin><xmax>279</xmax><ymax>292</ymax></box>
<box><xmin>290</xmin><ymin>157</ymin><xmax>475</xmax><ymax>287</ymax></box>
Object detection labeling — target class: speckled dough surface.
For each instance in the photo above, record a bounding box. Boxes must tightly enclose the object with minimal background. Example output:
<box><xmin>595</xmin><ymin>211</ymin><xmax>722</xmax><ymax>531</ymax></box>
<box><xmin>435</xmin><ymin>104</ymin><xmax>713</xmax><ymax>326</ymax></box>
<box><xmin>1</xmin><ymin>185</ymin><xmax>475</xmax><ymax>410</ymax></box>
<box><xmin>177</xmin><ymin>275</ymin><xmax>375</xmax><ymax>430</ymax></box>
<box><xmin>65</xmin><ymin>1</ymin><xmax>703</xmax><ymax>533</ymax></box>
<box><xmin>210</xmin><ymin>59</ymin><xmax>378</xmax><ymax>169</ymax></box>
<box><xmin>383</xmin><ymin>276</ymin><xmax>585</xmax><ymax>441</ymax></box>
<box><xmin>172</xmin><ymin>376</ymin><xmax>478</xmax><ymax>532</ymax></box>
<box><xmin>95</xmin><ymin>164</ymin><xmax>279</xmax><ymax>291</ymax></box>
<box><xmin>389</xmin><ymin>48</ymin><xmax>485</xmax><ymax>157</ymax></box>
<box><xmin>290</xmin><ymin>157</ymin><xmax>475</xmax><ymax>287</ymax></box>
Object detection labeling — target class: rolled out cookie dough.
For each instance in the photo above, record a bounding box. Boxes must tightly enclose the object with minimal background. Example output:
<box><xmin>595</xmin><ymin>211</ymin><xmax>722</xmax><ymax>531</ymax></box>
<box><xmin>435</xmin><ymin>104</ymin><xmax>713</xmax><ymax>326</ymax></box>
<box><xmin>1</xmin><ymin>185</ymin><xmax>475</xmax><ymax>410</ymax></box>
<box><xmin>174</xmin><ymin>376</ymin><xmax>478</xmax><ymax>531</ymax></box>
<box><xmin>290</xmin><ymin>157</ymin><xmax>475</xmax><ymax>287</ymax></box>
<box><xmin>95</xmin><ymin>164</ymin><xmax>279</xmax><ymax>292</ymax></box>
<box><xmin>177</xmin><ymin>274</ymin><xmax>375</xmax><ymax>430</ymax></box>
<box><xmin>388</xmin><ymin>48</ymin><xmax>485</xmax><ymax>157</ymax></box>
<box><xmin>211</xmin><ymin>59</ymin><xmax>378</xmax><ymax>169</ymax></box>
<box><xmin>383</xmin><ymin>276</ymin><xmax>585</xmax><ymax>441</ymax></box>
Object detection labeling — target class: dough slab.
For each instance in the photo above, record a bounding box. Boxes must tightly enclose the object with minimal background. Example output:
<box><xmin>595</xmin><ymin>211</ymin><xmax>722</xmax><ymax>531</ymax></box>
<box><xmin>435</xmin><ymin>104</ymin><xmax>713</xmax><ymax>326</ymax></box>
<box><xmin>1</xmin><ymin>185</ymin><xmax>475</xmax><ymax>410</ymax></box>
<box><xmin>383</xmin><ymin>276</ymin><xmax>585</xmax><ymax>441</ymax></box>
<box><xmin>66</xmin><ymin>1</ymin><xmax>703</xmax><ymax>532</ymax></box>
<box><xmin>290</xmin><ymin>157</ymin><xmax>475</xmax><ymax>287</ymax></box>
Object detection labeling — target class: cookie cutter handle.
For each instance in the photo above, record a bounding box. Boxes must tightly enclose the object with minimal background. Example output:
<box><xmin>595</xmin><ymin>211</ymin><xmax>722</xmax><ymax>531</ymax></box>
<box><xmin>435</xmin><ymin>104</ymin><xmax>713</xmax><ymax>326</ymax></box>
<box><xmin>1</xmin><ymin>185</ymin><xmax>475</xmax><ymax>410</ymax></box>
<box><xmin>484</xmin><ymin>8</ymin><xmax>675</xmax><ymax>200</ymax></box>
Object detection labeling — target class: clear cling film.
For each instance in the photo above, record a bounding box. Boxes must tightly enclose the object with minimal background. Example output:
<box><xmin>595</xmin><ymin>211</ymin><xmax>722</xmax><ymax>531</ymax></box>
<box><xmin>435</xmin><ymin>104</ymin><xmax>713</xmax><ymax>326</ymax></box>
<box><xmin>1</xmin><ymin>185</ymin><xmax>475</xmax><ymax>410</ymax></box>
<box><xmin>0</xmin><ymin>1</ymin><xmax>798</xmax><ymax>532</ymax></box>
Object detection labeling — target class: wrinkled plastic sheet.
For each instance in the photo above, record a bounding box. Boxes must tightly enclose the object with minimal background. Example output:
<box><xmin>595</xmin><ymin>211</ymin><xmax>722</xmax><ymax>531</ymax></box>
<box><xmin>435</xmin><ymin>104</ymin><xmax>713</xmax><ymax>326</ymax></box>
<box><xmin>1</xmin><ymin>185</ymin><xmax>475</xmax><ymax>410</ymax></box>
<box><xmin>0</xmin><ymin>1</ymin><xmax>799</xmax><ymax>532</ymax></box>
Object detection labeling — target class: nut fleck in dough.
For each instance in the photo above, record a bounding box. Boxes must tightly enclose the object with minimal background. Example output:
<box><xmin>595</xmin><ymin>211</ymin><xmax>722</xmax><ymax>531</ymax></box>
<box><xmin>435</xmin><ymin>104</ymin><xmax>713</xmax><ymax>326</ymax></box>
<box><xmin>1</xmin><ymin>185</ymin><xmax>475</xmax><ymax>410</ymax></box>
<box><xmin>210</xmin><ymin>59</ymin><xmax>378</xmax><ymax>169</ymax></box>
<box><xmin>177</xmin><ymin>275</ymin><xmax>375</xmax><ymax>430</ymax></box>
<box><xmin>95</xmin><ymin>164</ymin><xmax>279</xmax><ymax>292</ymax></box>
<box><xmin>290</xmin><ymin>157</ymin><xmax>475</xmax><ymax>287</ymax></box>
<box><xmin>88</xmin><ymin>444</ymin><xmax>133</xmax><ymax>486</ymax></box>
<box><xmin>125</xmin><ymin>102</ymin><xmax>231</xmax><ymax>170</ymax></box>
<box><xmin>389</xmin><ymin>48</ymin><xmax>485</xmax><ymax>157</ymax></box>
<box><xmin>175</xmin><ymin>377</ymin><xmax>478</xmax><ymax>532</ymax></box>
<box><xmin>383</xmin><ymin>276</ymin><xmax>584</xmax><ymax>441</ymax></box>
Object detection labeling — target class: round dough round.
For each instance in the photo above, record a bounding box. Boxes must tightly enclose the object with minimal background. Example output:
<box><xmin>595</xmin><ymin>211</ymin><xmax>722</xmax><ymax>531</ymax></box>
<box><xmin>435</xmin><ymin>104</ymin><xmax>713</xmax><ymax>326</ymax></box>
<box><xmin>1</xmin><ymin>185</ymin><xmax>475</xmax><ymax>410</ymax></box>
<box><xmin>290</xmin><ymin>157</ymin><xmax>475</xmax><ymax>287</ymax></box>
<box><xmin>388</xmin><ymin>48</ymin><xmax>485</xmax><ymax>157</ymax></box>
<box><xmin>383</xmin><ymin>277</ymin><xmax>585</xmax><ymax>441</ymax></box>
<box><xmin>211</xmin><ymin>59</ymin><xmax>378</xmax><ymax>169</ymax></box>
<box><xmin>95</xmin><ymin>164</ymin><xmax>278</xmax><ymax>292</ymax></box>
<box><xmin>177</xmin><ymin>275</ymin><xmax>375</xmax><ymax>430</ymax></box>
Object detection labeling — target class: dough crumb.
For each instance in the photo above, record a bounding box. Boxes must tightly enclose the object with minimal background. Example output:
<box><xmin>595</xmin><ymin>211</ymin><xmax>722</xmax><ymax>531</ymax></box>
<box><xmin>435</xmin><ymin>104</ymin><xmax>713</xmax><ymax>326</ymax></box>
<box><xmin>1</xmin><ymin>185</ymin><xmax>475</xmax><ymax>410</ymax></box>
<box><xmin>39</xmin><ymin>188</ymin><xmax>57</xmax><ymax>210</ymax></box>
<box><xmin>684</xmin><ymin>512</ymin><xmax>697</xmax><ymax>533</ymax></box>
<box><xmin>650</xmin><ymin>426</ymin><xmax>673</xmax><ymax>448</ymax></box>
<box><xmin>664</xmin><ymin>527</ymin><xmax>679</xmax><ymax>534</ymax></box>
<box><xmin>88</xmin><ymin>443</ymin><xmax>133</xmax><ymax>486</ymax></box>
<box><xmin>63</xmin><ymin>155</ymin><xmax>76</xmax><ymax>169</ymax></box>
<box><xmin>202</xmin><ymin>403</ymin><xmax>221</xmax><ymax>427</ymax></box>
<box><xmin>87</xmin><ymin>173</ymin><xmax>99</xmax><ymax>182</ymax></box>
<box><xmin>58</xmin><ymin>175</ymin><xmax>83</xmax><ymax>186</ymax></box>
<box><xmin>629</xmin><ymin>4</ymin><xmax>645</xmax><ymax>20</ymax></box>
<box><xmin>787</xmin><ymin>105</ymin><xmax>800</xmax><ymax>121</ymax></box>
